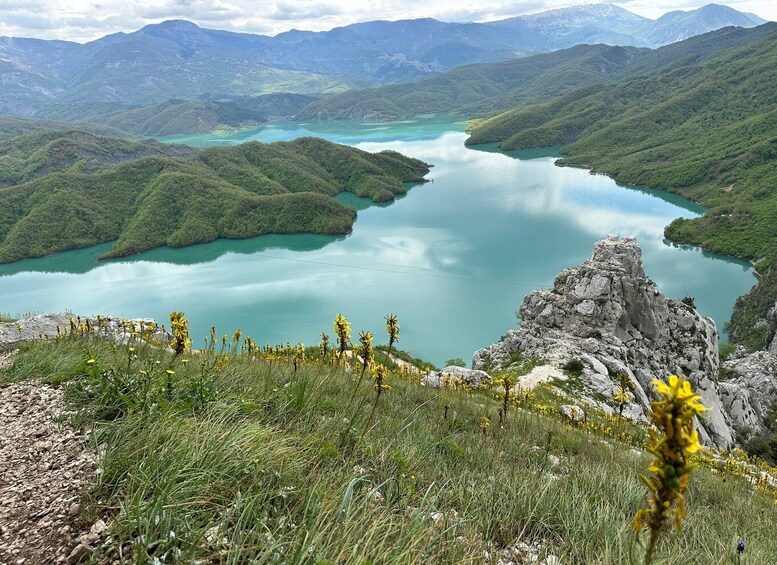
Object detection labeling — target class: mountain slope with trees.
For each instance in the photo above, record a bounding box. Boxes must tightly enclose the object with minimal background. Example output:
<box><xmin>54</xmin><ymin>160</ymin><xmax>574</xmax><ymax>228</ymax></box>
<box><xmin>296</xmin><ymin>24</ymin><xmax>774</xmax><ymax>121</ymax></box>
<box><xmin>0</xmin><ymin>134</ymin><xmax>429</xmax><ymax>262</ymax></box>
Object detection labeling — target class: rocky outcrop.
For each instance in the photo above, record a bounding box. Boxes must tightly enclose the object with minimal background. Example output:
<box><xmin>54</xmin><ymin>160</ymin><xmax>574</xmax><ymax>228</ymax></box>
<box><xmin>0</xmin><ymin>312</ymin><xmax>168</xmax><ymax>351</ymax></box>
<box><xmin>422</xmin><ymin>366</ymin><xmax>492</xmax><ymax>388</ymax></box>
<box><xmin>472</xmin><ymin>236</ymin><xmax>735</xmax><ymax>448</ymax></box>
<box><xmin>719</xmin><ymin>349</ymin><xmax>777</xmax><ymax>433</ymax></box>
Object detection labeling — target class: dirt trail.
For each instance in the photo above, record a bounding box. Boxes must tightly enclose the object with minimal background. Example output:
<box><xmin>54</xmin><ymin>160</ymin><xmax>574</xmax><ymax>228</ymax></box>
<box><xmin>0</xmin><ymin>375</ymin><xmax>98</xmax><ymax>565</ymax></box>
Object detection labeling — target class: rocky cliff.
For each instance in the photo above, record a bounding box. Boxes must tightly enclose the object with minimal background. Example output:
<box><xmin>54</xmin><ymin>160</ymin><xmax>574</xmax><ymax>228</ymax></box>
<box><xmin>472</xmin><ymin>235</ymin><xmax>735</xmax><ymax>448</ymax></box>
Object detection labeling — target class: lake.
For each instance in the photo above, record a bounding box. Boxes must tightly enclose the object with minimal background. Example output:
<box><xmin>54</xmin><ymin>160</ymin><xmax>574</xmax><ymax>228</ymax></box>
<box><xmin>0</xmin><ymin>118</ymin><xmax>755</xmax><ymax>365</ymax></box>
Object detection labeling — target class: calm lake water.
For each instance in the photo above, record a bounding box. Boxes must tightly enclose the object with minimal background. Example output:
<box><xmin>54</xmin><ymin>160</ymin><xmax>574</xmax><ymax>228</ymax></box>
<box><xmin>0</xmin><ymin>118</ymin><xmax>755</xmax><ymax>365</ymax></box>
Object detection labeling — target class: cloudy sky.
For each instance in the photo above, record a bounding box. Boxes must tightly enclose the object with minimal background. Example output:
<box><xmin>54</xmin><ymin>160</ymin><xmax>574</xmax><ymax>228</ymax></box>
<box><xmin>0</xmin><ymin>0</ymin><xmax>773</xmax><ymax>42</ymax></box>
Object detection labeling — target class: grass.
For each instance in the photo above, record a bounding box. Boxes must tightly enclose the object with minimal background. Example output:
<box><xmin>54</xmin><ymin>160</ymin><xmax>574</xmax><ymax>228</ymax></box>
<box><xmin>2</xmin><ymin>332</ymin><xmax>776</xmax><ymax>564</ymax></box>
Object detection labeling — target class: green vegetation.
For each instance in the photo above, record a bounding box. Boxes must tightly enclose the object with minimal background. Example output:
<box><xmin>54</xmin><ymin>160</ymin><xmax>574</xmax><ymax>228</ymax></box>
<box><xmin>296</xmin><ymin>24</ymin><xmax>775</xmax><ymax>122</ymax></box>
<box><xmin>0</xmin><ymin>134</ymin><xmax>429</xmax><ymax>263</ymax></box>
<box><xmin>0</xmin><ymin>115</ymin><xmax>128</xmax><ymax>142</ymax></box>
<box><xmin>468</xmin><ymin>25</ymin><xmax>777</xmax><ymax>350</ymax></box>
<box><xmin>2</xmin><ymin>322</ymin><xmax>776</xmax><ymax>563</ymax></box>
<box><xmin>0</xmin><ymin>131</ymin><xmax>193</xmax><ymax>187</ymax></box>
<box><xmin>100</xmin><ymin>100</ymin><xmax>266</xmax><ymax>136</ymax></box>
<box><xmin>298</xmin><ymin>44</ymin><xmax>644</xmax><ymax>121</ymax></box>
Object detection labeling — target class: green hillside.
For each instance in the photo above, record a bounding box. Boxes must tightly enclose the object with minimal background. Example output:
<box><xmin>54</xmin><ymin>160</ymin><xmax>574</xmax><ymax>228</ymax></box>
<box><xmin>0</xmin><ymin>115</ymin><xmax>129</xmax><ymax>141</ymax></box>
<box><xmin>0</xmin><ymin>131</ymin><xmax>194</xmax><ymax>187</ymax></box>
<box><xmin>297</xmin><ymin>44</ymin><xmax>644</xmax><ymax>121</ymax></box>
<box><xmin>99</xmin><ymin>100</ymin><xmax>266</xmax><ymax>136</ymax></box>
<box><xmin>0</xmin><ymin>135</ymin><xmax>430</xmax><ymax>263</ymax></box>
<box><xmin>296</xmin><ymin>24</ymin><xmax>776</xmax><ymax>122</ymax></box>
<box><xmin>35</xmin><ymin>94</ymin><xmax>320</xmax><ymax>137</ymax></box>
<box><xmin>3</xmin><ymin>321</ymin><xmax>776</xmax><ymax>563</ymax></box>
<box><xmin>467</xmin><ymin>26</ymin><xmax>777</xmax><ymax>350</ymax></box>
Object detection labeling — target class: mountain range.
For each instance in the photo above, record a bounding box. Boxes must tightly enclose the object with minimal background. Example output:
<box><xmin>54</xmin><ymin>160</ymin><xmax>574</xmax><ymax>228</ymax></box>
<box><xmin>0</xmin><ymin>4</ymin><xmax>766</xmax><ymax>117</ymax></box>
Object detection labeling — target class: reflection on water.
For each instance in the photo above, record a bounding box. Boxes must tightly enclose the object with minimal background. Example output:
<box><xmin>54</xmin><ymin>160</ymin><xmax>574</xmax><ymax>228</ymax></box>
<box><xmin>0</xmin><ymin>119</ymin><xmax>755</xmax><ymax>365</ymax></box>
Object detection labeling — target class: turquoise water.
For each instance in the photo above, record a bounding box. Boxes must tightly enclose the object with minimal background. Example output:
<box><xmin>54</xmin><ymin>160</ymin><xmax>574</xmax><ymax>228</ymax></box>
<box><xmin>0</xmin><ymin>118</ymin><xmax>755</xmax><ymax>365</ymax></box>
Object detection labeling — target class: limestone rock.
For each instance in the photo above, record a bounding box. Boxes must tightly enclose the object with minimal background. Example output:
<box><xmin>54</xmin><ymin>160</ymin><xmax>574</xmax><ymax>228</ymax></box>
<box><xmin>472</xmin><ymin>236</ymin><xmax>734</xmax><ymax>448</ymax></box>
<box><xmin>422</xmin><ymin>366</ymin><xmax>492</xmax><ymax>388</ymax></box>
<box><xmin>719</xmin><ymin>351</ymin><xmax>777</xmax><ymax>433</ymax></box>
<box><xmin>560</xmin><ymin>405</ymin><xmax>585</xmax><ymax>422</ymax></box>
<box><xmin>0</xmin><ymin>312</ymin><xmax>169</xmax><ymax>352</ymax></box>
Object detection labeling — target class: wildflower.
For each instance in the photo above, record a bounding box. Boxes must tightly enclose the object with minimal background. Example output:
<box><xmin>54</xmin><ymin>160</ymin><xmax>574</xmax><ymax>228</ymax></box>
<box><xmin>169</xmin><ymin>311</ymin><xmax>191</xmax><ymax>355</ymax></box>
<box><xmin>128</xmin><ymin>347</ymin><xmax>136</xmax><ymax>353</ymax></box>
<box><xmin>86</xmin><ymin>359</ymin><xmax>96</xmax><ymax>365</ymax></box>
<box><xmin>634</xmin><ymin>374</ymin><xmax>705</xmax><ymax>564</ymax></box>
<box><xmin>385</xmin><ymin>314</ymin><xmax>399</xmax><ymax>357</ymax></box>
<box><xmin>166</xmin><ymin>369</ymin><xmax>175</xmax><ymax>376</ymax></box>
<box><xmin>614</xmin><ymin>372</ymin><xmax>634</xmax><ymax>418</ymax></box>
<box><xmin>358</xmin><ymin>330</ymin><xmax>374</xmax><ymax>375</ymax></box>
<box><xmin>480</xmin><ymin>416</ymin><xmax>491</xmax><ymax>431</ymax></box>
<box><xmin>334</xmin><ymin>314</ymin><xmax>351</xmax><ymax>360</ymax></box>
<box><xmin>319</xmin><ymin>332</ymin><xmax>330</xmax><ymax>358</ymax></box>
<box><xmin>737</xmin><ymin>539</ymin><xmax>745</xmax><ymax>554</ymax></box>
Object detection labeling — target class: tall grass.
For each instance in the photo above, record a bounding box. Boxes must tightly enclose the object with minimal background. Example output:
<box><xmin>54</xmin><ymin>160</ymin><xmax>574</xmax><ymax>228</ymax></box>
<box><xmin>3</xmin><ymin>336</ymin><xmax>776</xmax><ymax>563</ymax></box>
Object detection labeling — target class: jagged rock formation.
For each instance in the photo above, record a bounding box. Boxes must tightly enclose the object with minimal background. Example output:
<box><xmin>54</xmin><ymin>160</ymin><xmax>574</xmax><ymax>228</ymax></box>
<box><xmin>719</xmin><ymin>349</ymin><xmax>777</xmax><ymax>433</ymax></box>
<box><xmin>472</xmin><ymin>235</ymin><xmax>735</xmax><ymax>448</ymax></box>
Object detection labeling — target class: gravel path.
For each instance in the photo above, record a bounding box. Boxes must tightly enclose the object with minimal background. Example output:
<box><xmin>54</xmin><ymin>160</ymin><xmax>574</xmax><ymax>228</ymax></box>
<box><xmin>0</xmin><ymin>376</ymin><xmax>99</xmax><ymax>565</ymax></box>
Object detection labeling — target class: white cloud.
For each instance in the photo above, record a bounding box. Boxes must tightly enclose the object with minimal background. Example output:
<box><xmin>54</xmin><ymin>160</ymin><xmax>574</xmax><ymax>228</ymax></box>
<box><xmin>0</xmin><ymin>0</ymin><xmax>772</xmax><ymax>41</ymax></box>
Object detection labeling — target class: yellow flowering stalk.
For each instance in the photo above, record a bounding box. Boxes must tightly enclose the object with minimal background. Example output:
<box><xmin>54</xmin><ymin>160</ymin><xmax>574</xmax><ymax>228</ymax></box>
<box><xmin>319</xmin><ymin>332</ymin><xmax>330</xmax><ymax>358</ymax></box>
<box><xmin>385</xmin><ymin>314</ymin><xmax>399</xmax><ymax>358</ymax></box>
<box><xmin>169</xmin><ymin>311</ymin><xmax>191</xmax><ymax>356</ymax></box>
<box><xmin>358</xmin><ymin>330</ymin><xmax>374</xmax><ymax>378</ymax></box>
<box><xmin>480</xmin><ymin>416</ymin><xmax>491</xmax><ymax>438</ymax></box>
<box><xmin>334</xmin><ymin>314</ymin><xmax>351</xmax><ymax>361</ymax></box>
<box><xmin>634</xmin><ymin>374</ymin><xmax>705</xmax><ymax>565</ymax></box>
<box><xmin>614</xmin><ymin>373</ymin><xmax>634</xmax><ymax>418</ymax></box>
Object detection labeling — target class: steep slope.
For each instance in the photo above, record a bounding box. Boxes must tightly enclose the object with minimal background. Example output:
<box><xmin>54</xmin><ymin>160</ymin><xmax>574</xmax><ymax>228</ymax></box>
<box><xmin>296</xmin><ymin>44</ymin><xmax>645</xmax><ymax>120</ymax></box>
<box><xmin>643</xmin><ymin>3</ymin><xmax>767</xmax><ymax>45</ymax></box>
<box><xmin>296</xmin><ymin>24</ymin><xmax>773</xmax><ymax>122</ymax></box>
<box><xmin>0</xmin><ymin>136</ymin><xmax>430</xmax><ymax>262</ymax></box>
<box><xmin>474</xmin><ymin>236</ymin><xmax>734</xmax><ymax>448</ymax></box>
<box><xmin>467</xmin><ymin>24</ymin><xmax>777</xmax><ymax>350</ymax></box>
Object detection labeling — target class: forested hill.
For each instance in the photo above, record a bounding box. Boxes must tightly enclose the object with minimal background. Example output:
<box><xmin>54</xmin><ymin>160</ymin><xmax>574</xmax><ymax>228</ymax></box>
<box><xmin>295</xmin><ymin>24</ymin><xmax>775</xmax><ymax>121</ymax></box>
<box><xmin>0</xmin><ymin>134</ymin><xmax>430</xmax><ymax>263</ymax></box>
<box><xmin>0</xmin><ymin>131</ymin><xmax>194</xmax><ymax>187</ymax></box>
<box><xmin>467</xmin><ymin>24</ymin><xmax>777</xmax><ymax>351</ymax></box>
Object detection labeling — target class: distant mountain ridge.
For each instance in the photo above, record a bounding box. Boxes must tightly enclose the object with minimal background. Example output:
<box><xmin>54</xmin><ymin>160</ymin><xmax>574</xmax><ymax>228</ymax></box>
<box><xmin>0</xmin><ymin>3</ymin><xmax>767</xmax><ymax>117</ymax></box>
<box><xmin>297</xmin><ymin>24</ymin><xmax>775</xmax><ymax>121</ymax></box>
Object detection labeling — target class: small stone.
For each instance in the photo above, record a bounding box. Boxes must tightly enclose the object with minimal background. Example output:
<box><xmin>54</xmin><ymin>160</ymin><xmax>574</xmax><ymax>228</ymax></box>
<box><xmin>66</xmin><ymin>544</ymin><xmax>92</xmax><ymax>565</ymax></box>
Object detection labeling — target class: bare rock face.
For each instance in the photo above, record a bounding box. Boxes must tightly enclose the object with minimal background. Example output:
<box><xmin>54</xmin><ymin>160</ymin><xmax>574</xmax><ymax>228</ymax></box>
<box><xmin>719</xmin><ymin>349</ymin><xmax>777</xmax><ymax>433</ymax></box>
<box><xmin>472</xmin><ymin>236</ymin><xmax>734</xmax><ymax>448</ymax></box>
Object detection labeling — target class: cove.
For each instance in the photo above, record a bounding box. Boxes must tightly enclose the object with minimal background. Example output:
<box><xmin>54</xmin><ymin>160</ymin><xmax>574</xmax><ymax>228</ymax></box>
<box><xmin>0</xmin><ymin>118</ymin><xmax>756</xmax><ymax>366</ymax></box>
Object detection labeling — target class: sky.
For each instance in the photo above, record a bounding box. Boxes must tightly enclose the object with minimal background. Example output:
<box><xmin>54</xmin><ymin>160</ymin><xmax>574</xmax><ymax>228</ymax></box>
<box><xmin>0</xmin><ymin>0</ymin><xmax>773</xmax><ymax>42</ymax></box>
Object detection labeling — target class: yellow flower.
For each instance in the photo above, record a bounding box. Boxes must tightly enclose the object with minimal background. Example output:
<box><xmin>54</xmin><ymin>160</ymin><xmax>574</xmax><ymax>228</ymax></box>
<box><xmin>86</xmin><ymin>359</ymin><xmax>96</xmax><ymax>365</ymax></box>
<box><xmin>635</xmin><ymin>374</ymin><xmax>706</xmax><ymax>563</ymax></box>
<box><xmin>166</xmin><ymin>369</ymin><xmax>175</xmax><ymax>375</ymax></box>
